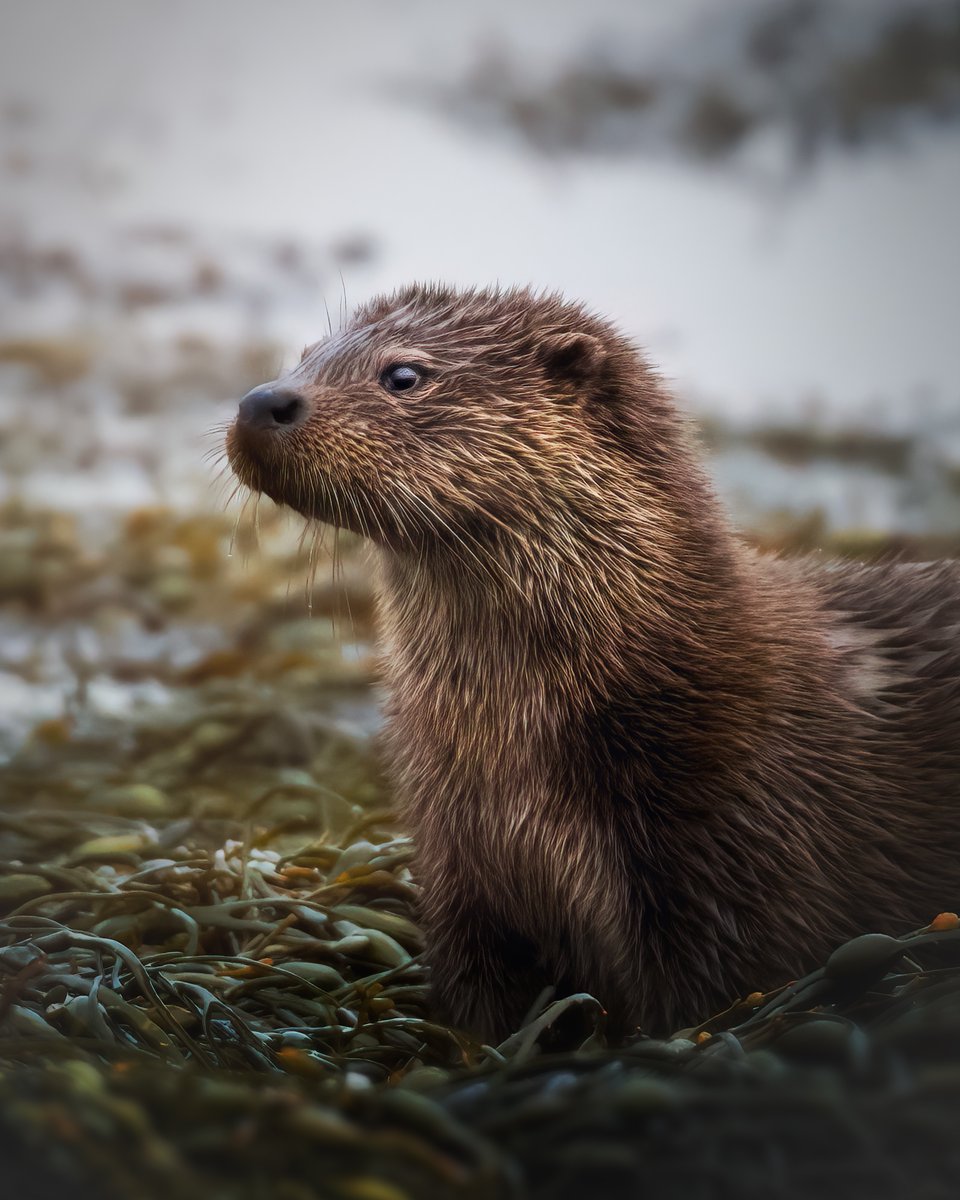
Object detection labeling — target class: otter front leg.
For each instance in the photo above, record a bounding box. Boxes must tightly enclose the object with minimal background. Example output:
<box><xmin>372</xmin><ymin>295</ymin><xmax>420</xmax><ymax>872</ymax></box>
<box><xmin>424</xmin><ymin>905</ymin><xmax>551</xmax><ymax>1043</ymax></box>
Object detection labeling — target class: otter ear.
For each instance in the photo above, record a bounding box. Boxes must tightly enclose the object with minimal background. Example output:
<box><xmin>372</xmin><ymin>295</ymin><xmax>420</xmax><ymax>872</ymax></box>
<box><xmin>537</xmin><ymin>332</ymin><xmax>605</xmax><ymax>386</ymax></box>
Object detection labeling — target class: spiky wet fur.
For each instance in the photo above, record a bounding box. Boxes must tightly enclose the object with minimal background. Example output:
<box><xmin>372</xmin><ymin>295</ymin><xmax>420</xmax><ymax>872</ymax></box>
<box><xmin>227</xmin><ymin>284</ymin><xmax>960</xmax><ymax>1039</ymax></box>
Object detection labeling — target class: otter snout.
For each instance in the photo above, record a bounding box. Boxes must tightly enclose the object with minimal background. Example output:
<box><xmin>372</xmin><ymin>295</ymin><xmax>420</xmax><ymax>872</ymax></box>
<box><xmin>237</xmin><ymin>384</ymin><xmax>307</xmax><ymax>432</ymax></box>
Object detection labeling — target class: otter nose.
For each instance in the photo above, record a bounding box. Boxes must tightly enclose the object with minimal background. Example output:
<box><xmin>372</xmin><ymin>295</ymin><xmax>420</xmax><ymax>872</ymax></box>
<box><xmin>237</xmin><ymin>384</ymin><xmax>306</xmax><ymax>431</ymax></box>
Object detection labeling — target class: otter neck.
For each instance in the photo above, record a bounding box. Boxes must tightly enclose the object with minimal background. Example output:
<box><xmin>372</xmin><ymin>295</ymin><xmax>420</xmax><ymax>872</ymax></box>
<box><xmin>376</xmin><ymin>465</ymin><xmax>764</xmax><ymax>740</ymax></box>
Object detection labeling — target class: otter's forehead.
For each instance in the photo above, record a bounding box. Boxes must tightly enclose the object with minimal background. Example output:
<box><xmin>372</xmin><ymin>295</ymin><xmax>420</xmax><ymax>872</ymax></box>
<box><xmin>357</xmin><ymin>284</ymin><xmax>591</xmax><ymax>344</ymax></box>
<box><xmin>292</xmin><ymin>290</ymin><xmax>539</xmax><ymax>383</ymax></box>
<box><xmin>285</xmin><ymin>307</ymin><xmax>418</xmax><ymax>387</ymax></box>
<box><xmin>288</xmin><ymin>285</ymin><xmax>606</xmax><ymax>387</ymax></box>
<box><xmin>293</xmin><ymin>322</ymin><xmax>387</xmax><ymax>382</ymax></box>
<box><xmin>353</xmin><ymin>289</ymin><xmax>531</xmax><ymax>345</ymax></box>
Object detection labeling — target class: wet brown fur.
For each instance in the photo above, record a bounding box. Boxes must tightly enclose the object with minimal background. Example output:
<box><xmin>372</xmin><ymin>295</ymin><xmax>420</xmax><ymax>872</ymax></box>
<box><xmin>227</xmin><ymin>284</ymin><xmax>960</xmax><ymax>1039</ymax></box>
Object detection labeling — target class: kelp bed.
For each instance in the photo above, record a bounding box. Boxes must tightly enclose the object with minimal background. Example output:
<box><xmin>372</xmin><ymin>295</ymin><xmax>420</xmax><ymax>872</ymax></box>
<box><xmin>2</xmin><ymin>507</ymin><xmax>960</xmax><ymax>1200</ymax></box>
<box><xmin>3</xmin><ymin>752</ymin><xmax>960</xmax><ymax>1198</ymax></box>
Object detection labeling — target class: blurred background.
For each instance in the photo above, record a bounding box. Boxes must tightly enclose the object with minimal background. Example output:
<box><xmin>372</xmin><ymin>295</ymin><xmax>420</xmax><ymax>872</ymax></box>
<box><xmin>1</xmin><ymin>0</ymin><xmax>959</xmax><ymax>758</ymax></box>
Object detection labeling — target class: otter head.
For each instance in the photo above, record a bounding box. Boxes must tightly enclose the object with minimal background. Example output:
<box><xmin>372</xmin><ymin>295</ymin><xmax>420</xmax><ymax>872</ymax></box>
<box><xmin>226</xmin><ymin>284</ymin><xmax>669</xmax><ymax>560</ymax></box>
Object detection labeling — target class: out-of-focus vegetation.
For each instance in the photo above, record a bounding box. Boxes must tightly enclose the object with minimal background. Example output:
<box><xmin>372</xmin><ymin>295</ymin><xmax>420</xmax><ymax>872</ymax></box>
<box><xmin>442</xmin><ymin>0</ymin><xmax>960</xmax><ymax>169</ymax></box>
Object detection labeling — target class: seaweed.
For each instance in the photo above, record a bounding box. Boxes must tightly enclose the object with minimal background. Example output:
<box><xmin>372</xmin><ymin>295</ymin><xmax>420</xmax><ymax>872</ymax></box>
<box><xmin>2</xmin><ymin>794</ymin><xmax>959</xmax><ymax>1198</ymax></box>
<box><xmin>2</xmin><ymin>641</ymin><xmax>960</xmax><ymax>1198</ymax></box>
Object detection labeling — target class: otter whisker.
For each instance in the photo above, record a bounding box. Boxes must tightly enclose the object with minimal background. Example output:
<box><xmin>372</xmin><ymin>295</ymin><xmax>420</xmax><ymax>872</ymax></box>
<box><xmin>380</xmin><ymin>482</ymin><xmax>414</xmax><ymax>550</ymax></box>
<box><xmin>227</xmin><ymin>490</ymin><xmax>254</xmax><ymax>562</ymax></box>
<box><xmin>392</xmin><ymin>479</ymin><xmax>505</xmax><ymax>597</ymax></box>
<box><xmin>301</xmin><ymin>518</ymin><xmax>327</xmax><ymax>618</ymax></box>
<box><xmin>208</xmin><ymin>464</ymin><xmax>239</xmax><ymax>510</ymax></box>
<box><xmin>296</xmin><ymin>516</ymin><xmax>314</xmax><ymax>613</ymax></box>
<box><xmin>338</xmin><ymin>271</ymin><xmax>348</xmax><ymax>331</ymax></box>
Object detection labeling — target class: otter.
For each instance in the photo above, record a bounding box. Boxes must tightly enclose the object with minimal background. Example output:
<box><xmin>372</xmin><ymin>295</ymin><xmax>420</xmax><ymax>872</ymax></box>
<box><xmin>226</xmin><ymin>284</ymin><xmax>960</xmax><ymax>1040</ymax></box>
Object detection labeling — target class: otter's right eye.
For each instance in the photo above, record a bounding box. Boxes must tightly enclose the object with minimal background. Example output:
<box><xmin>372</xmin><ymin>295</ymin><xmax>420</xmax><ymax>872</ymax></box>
<box><xmin>380</xmin><ymin>364</ymin><xmax>421</xmax><ymax>393</ymax></box>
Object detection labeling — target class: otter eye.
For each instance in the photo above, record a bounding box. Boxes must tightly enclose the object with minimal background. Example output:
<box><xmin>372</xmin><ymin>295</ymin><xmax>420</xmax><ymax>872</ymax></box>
<box><xmin>380</xmin><ymin>364</ymin><xmax>421</xmax><ymax>393</ymax></box>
